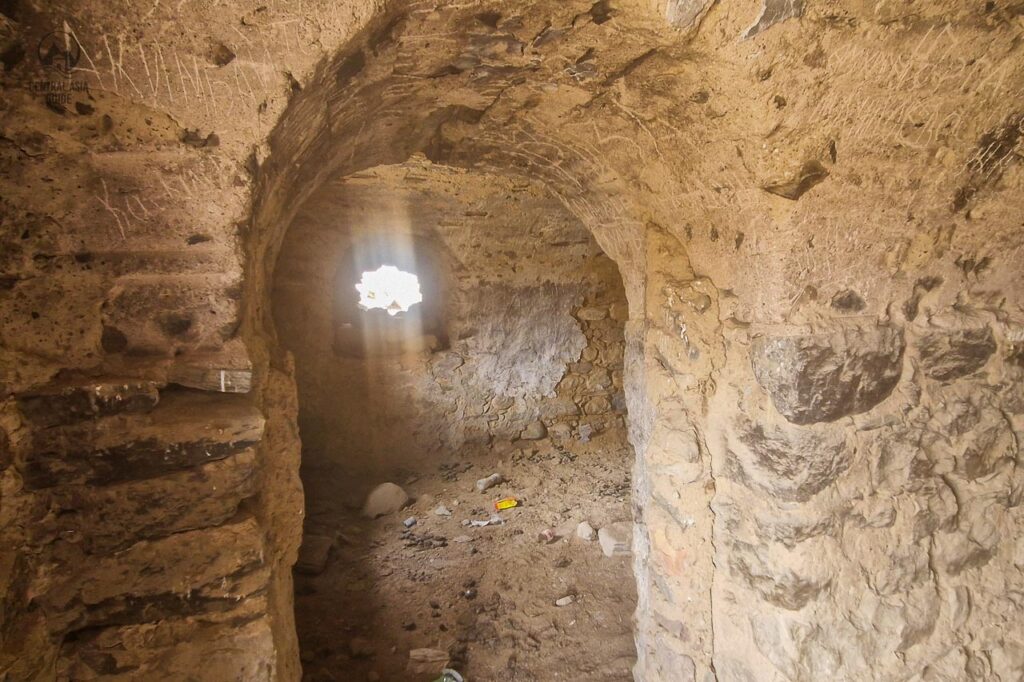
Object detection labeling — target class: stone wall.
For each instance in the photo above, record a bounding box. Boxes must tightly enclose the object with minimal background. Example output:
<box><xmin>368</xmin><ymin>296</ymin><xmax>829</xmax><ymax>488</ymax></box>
<box><xmin>1</xmin><ymin>0</ymin><xmax>1022</xmax><ymax>680</ymax></box>
<box><xmin>271</xmin><ymin>161</ymin><xmax>628</xmax><ymax>480</ymax></box>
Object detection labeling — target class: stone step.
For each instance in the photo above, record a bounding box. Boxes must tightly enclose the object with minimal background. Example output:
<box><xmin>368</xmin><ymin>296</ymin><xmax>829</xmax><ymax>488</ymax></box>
<box><xmin>20</xmin><ymin>392</ymin><xmax>264</xmax><ymax>489</ymax></box>
<box><xmin>57</xmin><ymin>613</ymin><xmax>276</xmax><ymax>681</ymax></box>
<box><xmin>167</xmin><ymin>341</ymin><xmax>253</xmax><ymax>394</ymax></box>
<box><xmin>33</xmin><ymin>449</ymin><xmax>257</xmax><ymax>554</ymax></box>
<box><xmin>38</xmin><ymin>516</ymin><xmax>268</xmax><ymax>634</ymax></box>
<box><xmin>16</xmin><ymin>379</ymin><xmax>162</xmax><ymax>428</ymax></box>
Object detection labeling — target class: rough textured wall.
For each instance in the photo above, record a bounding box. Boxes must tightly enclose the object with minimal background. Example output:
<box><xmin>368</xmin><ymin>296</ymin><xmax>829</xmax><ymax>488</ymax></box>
<box><xmin>0</xmin><ymin>0</ymin><xmax>384</xmax><ymax>678</ymax></box>
<box><xmin>272</xmin><ymin>161</ymin><xmax>628</xmax><ymax>479</ymax></box>
<box><xmin>1</xmin><ymin>0</ymin><xmax>1023</xmax><ymax>680</ymax></box>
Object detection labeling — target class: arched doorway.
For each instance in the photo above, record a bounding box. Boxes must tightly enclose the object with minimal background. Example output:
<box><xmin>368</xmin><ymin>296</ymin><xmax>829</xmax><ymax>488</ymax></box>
<box><xmin>270</xmin><ymin>158</ymin><xmax>637</xmax><ymax>679</ymax></box>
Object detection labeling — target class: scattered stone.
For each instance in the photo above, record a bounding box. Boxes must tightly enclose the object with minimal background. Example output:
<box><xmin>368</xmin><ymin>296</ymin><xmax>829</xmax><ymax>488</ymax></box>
<box><xmin>538</xmin><ymin>528</ymin><xmax>560</xmax><ymax>544</ymax></box>
<box><xmin>475</xmin><ymin>473</ymin><xmax>504</xmax><ymax>492</ymax></box>
<box><xmin>402</xmin><ymin>621</ymin><xmax>416</xmax><ymax>631</ymax></box>
<box><xmin>555</xmin><ymin>595</ymin><xmax>575</xmax><ymax>607</ymax></box>
<box><xmin>598</xmin><ymin>522</ymin><xmax>632</xmax><ymax>558</ymax></box>
<box><xmin>469</xmin><ymin>514</ymin><xmax>505</xmax><ymax>527</ymax></box>
<box><xmin>453</xmin><ymin>535</ymin><xmax>472</xmax><ymax>543</ymax></box>
<box><xmin>577</xmin><ymin>423</ymin><xmax>593</xmax><ymax>443</ymax></box>
<box><xmin>295</xmin><ymin>533</ymin><xmax>334</xmax><ymax>575</ymax></box>
<box><xmin>408</xmin><ymin>648</ymin><xmax>449</xmax><ymax>674</ymax></box>
<box><xmin>362</xmin><ymin>482</ymin><xmax>409</xmax><ymax>518</ymax></box>
<box><xmin>520</xmin><ymin>420</ymin><xmax>547</xmax><ymax>440</ymax></box>
<box><xmin>433</xmin><ymin>504</ymin><xmax>452</xmax><ymax>517</ymax></box>
<box><xmin>548</xmin><ymin>423</ymin><xmax>573</xmax><ymax>440</ymax></box>
<box><xmin>577</xmin><ymin>521</ymin><xmax>596</xmax><ymax>541</ymax></box>
<box><xmin>402</xmin><ymin>530</ymin><xmax>448</xmax><ymax>549</ymax></box>
<box><xmin>403</xmin><ymin>516</ymin><xmax>417</xmax><ymax>528</ymax></box>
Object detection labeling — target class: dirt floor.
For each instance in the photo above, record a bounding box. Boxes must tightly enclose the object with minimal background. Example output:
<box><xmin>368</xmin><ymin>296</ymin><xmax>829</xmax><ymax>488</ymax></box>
<box><xmin>294</xmin><ymin>430</ymin><xmax>637</xmax><ymax>681</ymax></box>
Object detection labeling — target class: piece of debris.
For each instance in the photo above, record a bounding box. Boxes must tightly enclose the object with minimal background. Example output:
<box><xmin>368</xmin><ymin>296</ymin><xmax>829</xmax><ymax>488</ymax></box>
<box><xmin>403</xmin><ymin>516</ymin><xmax>417</xmax><ymax>528</ymax></box>
<box><xmin>469</xmin><ymin>514</ymin><xmax>504</xmax><ymax>527</ymax></box>
<box><xmin>598</xmin><ymin>522</ymin><xmax>633</xmax><ymax>557</ymax></box>
<box><xmin>408</xmin><ymin>648</ymin><xmax>450</xmax><ymax>674</ymax></box>
<box><xmin>495</xmin><ymin>497</ymin><xmax>519</xmax><ymax>510</ymax></box>
<box><xmin>433</xmin><ymin>504</ymin><xmax>452</xmax><ymax>517</ymax></box>
<box><xmin>555</xmin><ymin>595</ymin><xmax>576</xmax><ymax>607</ymax></box>
<box><xmin>476</xmin><ymin>472</ymin><xmax>505</xmax><ymax>492</ymax></box>
<box><xmin>453</xmin><ymin>535</ymin><xmax>472</xmax><ymax>543</ymax></box>
<box><xmin>576</xmin><ymin>521</ymin><xmax>596</xmax><ymax>541</ymax></box>
<box><xmin>538</xmin><ymin>528</ymin><xmax>561</xmax><ymax>544</ymax></box>
<box><xmin>362</xmin><ymin>482</ymin><xmax>409</xmax><ymax>518</ymax></box>
<box><xmin>295</xmin><ymin>533</ymin><xmax>334</xmax><ymax>575</ymax></box>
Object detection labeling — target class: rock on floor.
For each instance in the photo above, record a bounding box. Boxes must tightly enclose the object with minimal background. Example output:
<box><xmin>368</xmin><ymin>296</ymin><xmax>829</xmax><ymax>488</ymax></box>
<box><xmin>362</xmin><ymin>482</ymin><xmax>410</xmax><ymax>518</ymax></box>
<box><xmin>577</xmin><ymin>520</ymin><xmax>596</xmax><ymax>541</ymax></box>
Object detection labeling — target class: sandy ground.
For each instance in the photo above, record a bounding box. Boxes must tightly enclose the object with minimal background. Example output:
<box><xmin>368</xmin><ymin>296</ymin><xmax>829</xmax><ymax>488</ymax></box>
<box><xmin>294</xmin><ymin>430</ymin><xmax>637</xmax><ymax>681</ymax></box>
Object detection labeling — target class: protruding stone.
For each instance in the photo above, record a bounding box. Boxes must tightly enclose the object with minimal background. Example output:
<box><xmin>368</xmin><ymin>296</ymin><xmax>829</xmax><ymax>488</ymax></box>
<box><xmin>918</xmin><ymin>327</ymin><xmax>996</xmax><ymax>381</ymax></box>
<box><xmin>520</xmin><ymin>420</ymin><xmax>547</xmax><ymax>440</ymax></box>
<box><xmin>168</xmin><ymin>340</ymin><xmax>253</xmax><ymax>393</ymax></box>
<box><xmin>39</xmin><ymin>516</ymin><xmax>268</xmax><ymax>632</ymax></box>
<box><xmin>56</xmin><ymin>615</ymin><xmax>275</xmax><ymax>681</ymax></box>
<box><xmin>17</xmin><ymin>380</ymin><xmax>161</xmax><ymax>427</ymax></box>
<box><xmin>751</xmin><ymin>326</ymin><xmax>904</xmax><ymax>424</ymax></box>
<box><xmin>744</xmin><ymin>0</ymin><xmax>805</xmax><ymax>38</ymax></box>
<box><xmin>38</xmin><ymin>449</ymin><xmax>258</xmax><ymax>553</ymax></box>
<box><xmin>362</xmin><ymin>483</ymin><xmax>409</xmax><ymax>518</ymax></box>
<box><xmin>727</xmin><ymin>416</ymin><xmax>849</xmax><ymax>502</ymax></box>
<box><xmin>21</xmin><ymin>393</ymin><xmax>264</xmax><ymax>489</ymax></box>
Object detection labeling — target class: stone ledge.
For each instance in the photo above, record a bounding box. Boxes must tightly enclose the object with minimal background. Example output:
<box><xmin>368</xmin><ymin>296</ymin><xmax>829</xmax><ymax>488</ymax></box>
<box><xmin>17</xmin><ymin>379</ymin><xmax>162</xmax><ymax>428</ymax></box>
<box><xmin>33</xmin><ymin>449</ymin><xmax>258</xmax><ymax>554</ymax></box>
<box><xmin>20</xmin><ymin>392</ymin><xmax>264</xmax><ymax>489</ymax></box>
<box><xmin>57</xmin><ymin>612</ymin><xmax>276</xmax><ymax>681</ymax></box>
<box><xmin>38</xmin><ymin>516</ymin><xmax>268</xmax><ymax>634</ymax></box>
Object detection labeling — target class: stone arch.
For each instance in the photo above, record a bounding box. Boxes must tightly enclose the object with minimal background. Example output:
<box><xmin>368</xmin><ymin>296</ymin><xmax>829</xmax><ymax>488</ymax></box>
<box><xmin>240</xmin><ymin>4</ymin><xmax>717</xmax><ymax>679</ymax></box>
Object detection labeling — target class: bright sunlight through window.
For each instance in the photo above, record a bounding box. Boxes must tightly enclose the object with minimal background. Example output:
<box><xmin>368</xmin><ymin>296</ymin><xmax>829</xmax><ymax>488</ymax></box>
<box><xmin>355</xmin><ymin>265</ymin><xmax>423</xmax><ymax>316</ymax></box>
